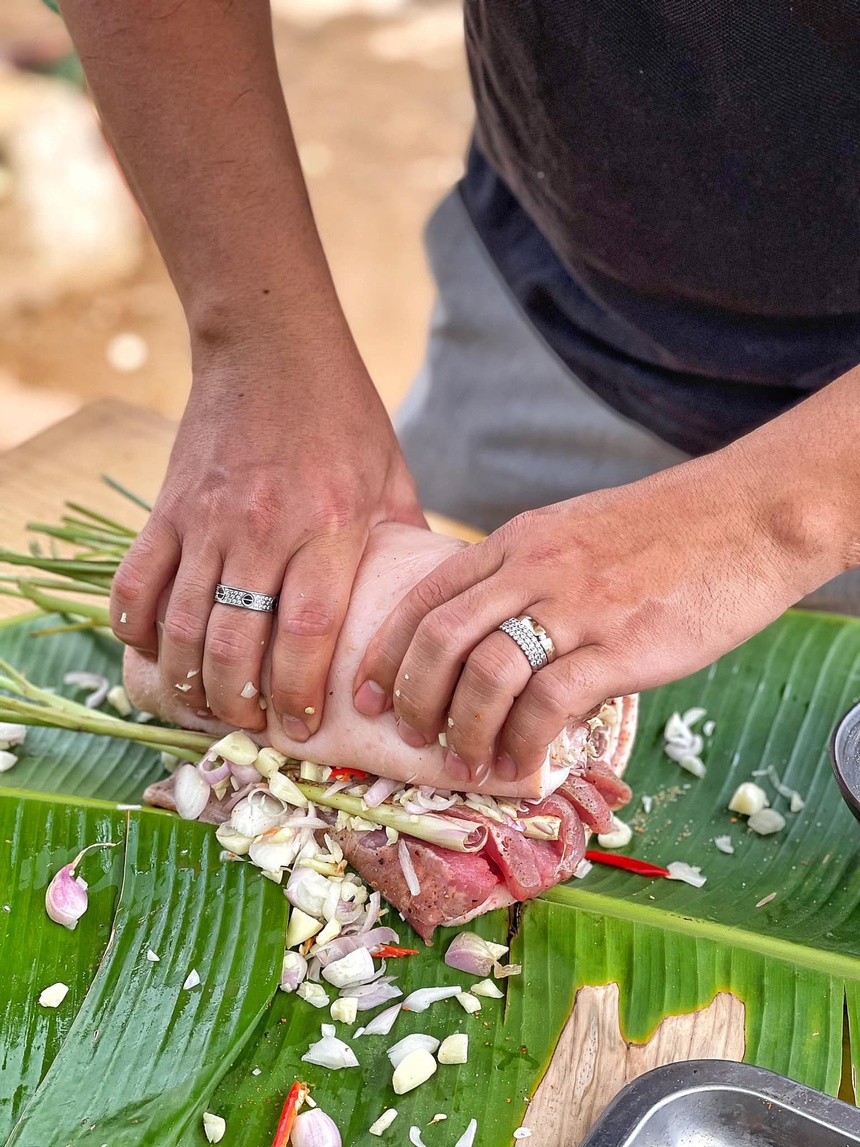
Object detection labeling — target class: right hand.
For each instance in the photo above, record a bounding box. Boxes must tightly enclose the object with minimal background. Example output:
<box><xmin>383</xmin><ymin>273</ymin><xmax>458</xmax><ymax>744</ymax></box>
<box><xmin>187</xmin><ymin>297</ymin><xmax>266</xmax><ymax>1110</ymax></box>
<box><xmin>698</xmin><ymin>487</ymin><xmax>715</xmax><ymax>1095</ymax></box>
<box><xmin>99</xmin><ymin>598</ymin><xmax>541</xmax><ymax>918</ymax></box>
<box><xmin>110</xmin><ymin>348</ymin><xmax>425</xmax><ymax>737</ymax></box>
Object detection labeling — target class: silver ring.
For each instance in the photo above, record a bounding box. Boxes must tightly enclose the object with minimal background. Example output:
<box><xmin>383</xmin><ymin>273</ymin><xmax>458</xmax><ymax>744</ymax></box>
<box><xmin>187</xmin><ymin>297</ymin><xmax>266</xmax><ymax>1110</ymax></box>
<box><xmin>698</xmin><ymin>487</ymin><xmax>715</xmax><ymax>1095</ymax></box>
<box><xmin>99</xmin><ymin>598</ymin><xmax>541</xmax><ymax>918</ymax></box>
<box><xmin>498</xmin><ymin>615</ymin><xmax>556</xmax><ymax>672</ymax></box>
<box><xmin>214</xmin><ymin>583</ymin><xmax>279</xmax><ymax>613</ymax></box>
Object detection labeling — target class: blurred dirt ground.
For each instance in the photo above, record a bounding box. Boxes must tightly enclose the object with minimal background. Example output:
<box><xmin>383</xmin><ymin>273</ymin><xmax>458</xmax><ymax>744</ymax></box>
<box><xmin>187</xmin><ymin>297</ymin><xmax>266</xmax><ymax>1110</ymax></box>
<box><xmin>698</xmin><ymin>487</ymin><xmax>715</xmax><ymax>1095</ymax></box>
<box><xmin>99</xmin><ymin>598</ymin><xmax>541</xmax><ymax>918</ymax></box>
<box><xmin>0</xmin><ymin>0</ymin><xmax>471</xmax><ymax>448</ymax></box>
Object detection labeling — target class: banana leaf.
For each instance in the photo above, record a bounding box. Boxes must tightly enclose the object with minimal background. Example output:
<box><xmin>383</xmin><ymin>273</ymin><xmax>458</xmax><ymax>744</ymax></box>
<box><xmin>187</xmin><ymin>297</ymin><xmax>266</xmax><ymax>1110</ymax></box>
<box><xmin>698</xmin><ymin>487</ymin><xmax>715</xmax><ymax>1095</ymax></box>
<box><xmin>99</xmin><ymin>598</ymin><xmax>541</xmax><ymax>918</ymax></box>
<box><xmin>1</xmin><ymin>608</ymin><xmax>860</xmax><ymax>1146</ymax></box>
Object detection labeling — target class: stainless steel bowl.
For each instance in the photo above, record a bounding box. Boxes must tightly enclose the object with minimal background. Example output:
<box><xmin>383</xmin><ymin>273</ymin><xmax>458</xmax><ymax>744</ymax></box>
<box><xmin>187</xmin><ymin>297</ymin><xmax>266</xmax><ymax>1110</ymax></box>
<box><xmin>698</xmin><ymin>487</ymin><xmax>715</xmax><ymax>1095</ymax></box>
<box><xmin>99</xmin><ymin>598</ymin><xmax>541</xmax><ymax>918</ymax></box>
<box><xmin>580</xmin><ymin>1060</ymin><xmax>860</xmax><ymax>1147</ymax></box>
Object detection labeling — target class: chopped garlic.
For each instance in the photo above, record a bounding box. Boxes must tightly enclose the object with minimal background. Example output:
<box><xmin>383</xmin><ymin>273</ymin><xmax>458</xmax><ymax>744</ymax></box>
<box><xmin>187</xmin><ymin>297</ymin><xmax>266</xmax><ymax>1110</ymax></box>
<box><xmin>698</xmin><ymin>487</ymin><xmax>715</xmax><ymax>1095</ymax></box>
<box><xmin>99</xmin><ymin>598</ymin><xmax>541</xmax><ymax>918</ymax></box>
<box><xmin>202</xmin><ymin>1112</ymin><xmax>226</xmax><ymax>1144</ymax></box>
<box><xmin>790</xmin><ymin>791</ymin><xmax>805</xmax><ymax>813</ymax></box>
<box><xmin>267</xmin><ymin>771</ymin><xmax>309</xmax><ymax>807</ymax></box>
<box><xmin>315</xmin><ymin>918</ymin><xmax>342</xmax><ymax>947</ymax></box>
<box><xmin>38</xmin><ymin>981</ymin><xmax>69</xmax><ymax>1008</ymax></box>
<box><xmin>437</xmin><ymin>1032</ymin><xmax>468</xmax><ymax>1064</ymax></box>
<box><xmin>703</xmin><ymin>720</ymin><xmax>716</xmax><ymax>737</ymax></box>
<box><xmin>456</xmin><ymin>992</ymin><xmax>481</xmax><ymax>1014</ymax></box>
<box><xmin>183</xmin><ymin>968</ymin><xmax>201</xmax><ymax>990</ymax></box>
<box><xmin>677</xmin><ymin>755</ymin><xmax>706</xmax><ymax>778</ymax></box>
<box><xmin>253</xmin><ymin>746</ymin><xmax>288</xmax><ymax>779</ymax></box>
<box><xmin>438</xmin><ymin>732</ymin><xmax>448</xmax><ymax>748</ymax></box>
<box><xmin>597</xmin><ymin>815</ymin><xmax>632</xmax><ymax>849</ymax></box>
<box><xmin>514</xmin><ymin>1129</ymin><xmax>532</xmax><ymax>1140</ymax></box>
<box><xmin>472</xmin><ymin>978</ymin><xmax>504</xmax><ymax>998</ymax></box>
<box><xmin>145</xmin><ymin>949</ymin><xmax>160</xmax><ymax>962</ymax></box>
<box><xmin>666</xmin><ymin>861</ymin><xmax>707</xmax><ymax>888</ymax></box>
<box><xmin>297</xmin><ymin>982</ymin><xmax>330</xmax><ymax>1008</ymax></box>
<box><xmin>211</xmin><ymin>731</ymin><xmax>259</xmax><ymax>766</ymax></box>
<box><xmin>392</xmin><ymin>1048</ymin><xmax>437</xmax><ymax>1094</ymax></box>
<box><xmin>174</xmin><ymin>683</ymin><xmax>192</xmax><ymax>692</ymax></box>
<box><xmin>331</xmin><ymin>996</ymin><xmax>358</xmax><ymax>1024</ymax></box>
<box><xmin>573</xmin><ymin>858</ymin><xmax>593</xmax><ymax>879</ymax></box>
<box><xmin>287</xmin><ymin>907</ymin><xmax>323</xmax><ymax>948</ymax></box>
<box><xmin>0</xmin><ymin>751</ymin><xmax>17</xmax><ymax>772</ymax></box>
<box><xmin>385</xmin><ymin>826</ymin><xmax>399</xmax><ymax>845</ymax></box>
<box><xmin>252</xmin><ymin>1067</ymin><xmax>262</xmax><ymax>1075</ymax></box>
<box><xmin>106</xmin><ymin>684</ymin><xmax>132</xmax><ymax>715</ymax></box>
<box><xmin>369</xmin><ymin>1110</ymin><xmax>398</xmax><ymax>1136</ymax></box>
<box><xmin>300</xmin><ymin>761</ymin><xmax>332</xmax><ymax>783</ymax></box>
<box><xmin>429</xmin><ymin>1114</ymin><xmax>447</xmax><ymax>1125</ymax></box>
<box><xmin>728</xmin><ymin>782</ymin><xmax>769</xmax><ymax>816</ymax></box>
<box><xmin>714</xmin><ymin>835</ymin><xmax>734</xmax><ymax>855</ymax></box>
<box><xmin>641</xmin><ymin>794</ymin><xmax>653</xmax><ymax>814</ymax></box>
<box><xmin>748</xmin><ymin>808</ymin><xmax>786</xmax><ymax>835</ymax></box>
<box><xmin>240</xmin><ymin>681</ymin><xmax>258</xmax><ymax>699</ymax></box>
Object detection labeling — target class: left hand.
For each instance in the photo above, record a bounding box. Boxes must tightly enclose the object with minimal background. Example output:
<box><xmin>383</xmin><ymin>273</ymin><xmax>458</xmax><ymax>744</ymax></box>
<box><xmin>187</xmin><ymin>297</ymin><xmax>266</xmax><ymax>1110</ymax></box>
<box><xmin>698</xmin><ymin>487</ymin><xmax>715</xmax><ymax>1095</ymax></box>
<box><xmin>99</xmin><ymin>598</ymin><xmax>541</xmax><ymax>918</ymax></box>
<box><xmin>353</xmin><ymin>448</ymin><xmax>837</xmax><ymax>786</ymax></box>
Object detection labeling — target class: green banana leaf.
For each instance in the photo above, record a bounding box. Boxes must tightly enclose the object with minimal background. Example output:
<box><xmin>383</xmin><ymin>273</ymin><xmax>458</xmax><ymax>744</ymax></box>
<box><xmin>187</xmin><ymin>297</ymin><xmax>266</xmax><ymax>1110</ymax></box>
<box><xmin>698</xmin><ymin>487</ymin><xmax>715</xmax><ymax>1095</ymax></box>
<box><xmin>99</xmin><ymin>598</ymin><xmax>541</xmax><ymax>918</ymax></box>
<box><xmin>2</xmin><ymin>608</ymin><xmax>860</xmax><ymax>1146</ymax></box>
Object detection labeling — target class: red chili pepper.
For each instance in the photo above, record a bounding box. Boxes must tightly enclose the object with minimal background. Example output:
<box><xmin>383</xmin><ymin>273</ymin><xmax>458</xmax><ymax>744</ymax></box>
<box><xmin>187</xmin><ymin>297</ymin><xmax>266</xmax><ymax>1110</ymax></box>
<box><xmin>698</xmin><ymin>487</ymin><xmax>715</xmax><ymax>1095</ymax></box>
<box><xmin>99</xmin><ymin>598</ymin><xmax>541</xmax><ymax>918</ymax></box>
<box><xmin>373</xmin><ymin>944</ymin><xmax>420</xmax><ymax>958</ymax></box>
<box><xmin>584</xmin><ymin>850</ymin><xmax>670</xmax><ymax>878</ymax></box>
<box><xmin>272</xmin><ymin>1080</ymin><xmax>309</xmax><ymax>1147</ymax></box>
<box><xmin>330</xmin><ymin>767</ymin><xmax>368</xmax><ymax>781</ymax></box>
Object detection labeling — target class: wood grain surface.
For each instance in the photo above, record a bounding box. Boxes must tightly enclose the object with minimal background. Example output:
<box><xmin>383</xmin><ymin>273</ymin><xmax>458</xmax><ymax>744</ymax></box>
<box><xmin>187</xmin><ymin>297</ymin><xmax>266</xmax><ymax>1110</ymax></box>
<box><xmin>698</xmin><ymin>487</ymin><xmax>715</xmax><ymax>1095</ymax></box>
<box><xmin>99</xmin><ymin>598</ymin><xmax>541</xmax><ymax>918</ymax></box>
<box><xmin>0</xmin><ymin>400</ymin><xmax>744</xmax><ymax>1142</ymax></box>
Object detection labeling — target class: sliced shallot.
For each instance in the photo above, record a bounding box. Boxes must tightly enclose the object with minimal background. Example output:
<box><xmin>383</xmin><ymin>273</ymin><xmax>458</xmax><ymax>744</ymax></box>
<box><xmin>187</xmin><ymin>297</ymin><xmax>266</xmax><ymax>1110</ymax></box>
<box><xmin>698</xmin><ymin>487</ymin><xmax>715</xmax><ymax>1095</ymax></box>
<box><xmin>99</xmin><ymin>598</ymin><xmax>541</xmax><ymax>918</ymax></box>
<box><xmin>174</xmin><ymin>764</ymin><xmax>211</xmax><ymax>821</ymax></box>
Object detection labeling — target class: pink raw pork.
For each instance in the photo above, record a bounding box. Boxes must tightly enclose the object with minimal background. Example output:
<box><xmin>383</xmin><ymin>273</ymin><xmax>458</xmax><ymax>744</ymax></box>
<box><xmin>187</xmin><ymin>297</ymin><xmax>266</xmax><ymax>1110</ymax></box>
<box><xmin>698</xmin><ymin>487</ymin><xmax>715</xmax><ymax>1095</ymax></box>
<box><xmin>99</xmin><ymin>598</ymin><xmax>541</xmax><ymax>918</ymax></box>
<box><xmin>128</xmin><ymin>523</ymin><xmax>621</xmax><ymax>798</ymax></box>
<box><xmin>328</xmin><ymin>698</ymin><xmax>636</xmax><ymax>940</ymax></box>
<box><xmin>142</xmin><ymin>695</ymin><xmax>637</xmax><ymax>940</ymax></box>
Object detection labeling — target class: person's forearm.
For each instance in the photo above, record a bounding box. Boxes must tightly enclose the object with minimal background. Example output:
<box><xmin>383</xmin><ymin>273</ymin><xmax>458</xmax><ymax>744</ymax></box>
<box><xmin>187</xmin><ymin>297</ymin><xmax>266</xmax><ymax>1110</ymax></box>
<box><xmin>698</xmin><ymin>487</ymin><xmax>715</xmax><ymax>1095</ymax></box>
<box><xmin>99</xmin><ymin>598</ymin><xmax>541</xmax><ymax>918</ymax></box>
<box><xmin>59</xmin><ymin>0</ymin><xmax>356</xmax><ymax>363</ymax></box>
<box><xmin>723</xmin><ymin>363</ymin><xmax>860</xmax><ymax>593</ymax></box>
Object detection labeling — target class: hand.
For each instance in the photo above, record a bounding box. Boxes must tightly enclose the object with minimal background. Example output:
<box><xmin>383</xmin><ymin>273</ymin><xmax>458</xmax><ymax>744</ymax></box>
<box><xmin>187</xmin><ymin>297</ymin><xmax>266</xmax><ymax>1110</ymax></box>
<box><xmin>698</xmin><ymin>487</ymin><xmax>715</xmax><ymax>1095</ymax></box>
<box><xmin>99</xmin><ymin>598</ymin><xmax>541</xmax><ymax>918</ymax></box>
<box><xmin>111</xmin><ymin>348</ymin><xmax>424</xmax><ymax>736</ymax></box>
<box><xmin>354</xmin><ymin>448</ymin><xmax>833</xmax><ymax>784</ymax></box>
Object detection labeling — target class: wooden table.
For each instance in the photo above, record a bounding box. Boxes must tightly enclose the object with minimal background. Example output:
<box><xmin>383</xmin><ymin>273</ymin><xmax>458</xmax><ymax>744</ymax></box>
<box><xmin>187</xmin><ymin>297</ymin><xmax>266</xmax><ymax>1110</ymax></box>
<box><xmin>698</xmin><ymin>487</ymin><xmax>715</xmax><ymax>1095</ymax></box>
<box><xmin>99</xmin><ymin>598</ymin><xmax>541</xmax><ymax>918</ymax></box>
<box><xmin>0</xmin><ymin>399</ymin><xmax>746</xmax><ymax>1143</ymax></box>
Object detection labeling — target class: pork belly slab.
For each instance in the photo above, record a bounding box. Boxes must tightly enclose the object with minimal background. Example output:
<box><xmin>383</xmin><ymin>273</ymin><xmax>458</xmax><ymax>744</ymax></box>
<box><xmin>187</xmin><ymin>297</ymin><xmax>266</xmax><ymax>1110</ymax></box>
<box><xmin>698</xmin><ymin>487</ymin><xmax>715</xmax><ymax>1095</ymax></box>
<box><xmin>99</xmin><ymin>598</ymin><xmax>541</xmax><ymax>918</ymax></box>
<box><xmin>128</xmin><ymin>522</ymin><xmax>607</xmax><ymax>798</ymax></box>
<box><xmin>143</xmin><ymin>694</ymin><xmax>637</xmax><ymax>940</ymax></box>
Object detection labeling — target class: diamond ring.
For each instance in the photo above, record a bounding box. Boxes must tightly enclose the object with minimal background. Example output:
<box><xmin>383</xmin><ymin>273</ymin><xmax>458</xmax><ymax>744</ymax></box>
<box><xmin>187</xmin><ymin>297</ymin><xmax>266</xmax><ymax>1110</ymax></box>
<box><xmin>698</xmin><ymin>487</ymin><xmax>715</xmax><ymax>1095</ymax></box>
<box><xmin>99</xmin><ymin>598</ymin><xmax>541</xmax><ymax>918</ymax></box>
<box><xmin>214</xmin><ymin>583</ymin><xmax>279</xmax><ymax>614</ymax></box>
<box><xmin>498</xmin><ymin>615</ymin><xmax>556</xmax><ymax>672</ymax></box>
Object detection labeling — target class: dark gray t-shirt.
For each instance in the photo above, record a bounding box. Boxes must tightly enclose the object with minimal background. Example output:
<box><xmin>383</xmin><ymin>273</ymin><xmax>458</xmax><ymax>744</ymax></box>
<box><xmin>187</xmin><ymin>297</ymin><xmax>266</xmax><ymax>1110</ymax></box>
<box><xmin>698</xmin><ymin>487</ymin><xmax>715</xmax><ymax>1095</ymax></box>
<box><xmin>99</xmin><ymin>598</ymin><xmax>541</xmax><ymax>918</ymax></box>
<box><xmin>462</xmin><ymin>1</ymin><xmax>860</xmax><ymax>453</ymax></box>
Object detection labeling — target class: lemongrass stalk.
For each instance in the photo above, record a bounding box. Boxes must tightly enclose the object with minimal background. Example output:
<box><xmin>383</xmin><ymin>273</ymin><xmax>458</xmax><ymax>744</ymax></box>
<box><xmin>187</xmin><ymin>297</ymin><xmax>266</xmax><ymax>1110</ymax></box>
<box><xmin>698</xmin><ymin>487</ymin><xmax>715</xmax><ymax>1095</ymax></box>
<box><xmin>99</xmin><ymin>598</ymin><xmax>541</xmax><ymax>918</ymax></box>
<box><xmin>101</xmin><ymin>475</ymin><xmax>152</xmax><ymax>512</ymax></box>
<box><xmin>0</xmin><ymin>696</ymin><xmax>210</xmax><ymax>756</ymax></box>
<box><xmin>298</xmin><ymin>784</ymin><xmax>488</xmax><ymax>853</ymax></box>
<box><xmin>0</xmin><ymin>551</ymin><xmax>118</xmax><ymax>578</ymax></box>
<box><xmin>0</xmin><ymin>574</ymin><xmax>111</xmax><ymax>596</ymax></box>
<box><xmin>27</xmin><ymin>524</ymin><xmax>129</xmax><ymax>549</ymax></box>
<box><xmin>16</xmin><ymin>584</ymin><xmax>111</xmax><ymax>626</ymax></box>
<box><xmin>64</xmin><ymin>502</ymin><xmax>138</xmax><ymax>537</ymax></box>
<box><xmin>32</xmin><ymin>621</ymin><xmax>110</xmax><ymax>637</ymax></box>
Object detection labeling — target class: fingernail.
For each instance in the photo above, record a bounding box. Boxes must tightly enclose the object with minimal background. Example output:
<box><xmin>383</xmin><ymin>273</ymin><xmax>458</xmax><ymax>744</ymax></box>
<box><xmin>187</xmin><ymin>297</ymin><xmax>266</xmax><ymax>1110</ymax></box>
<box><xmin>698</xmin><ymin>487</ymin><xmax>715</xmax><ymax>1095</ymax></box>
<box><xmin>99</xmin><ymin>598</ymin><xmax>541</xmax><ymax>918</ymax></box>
<box><xmin>445</xmin><ymin>750</ymin><xmax>472</xmax><ymax>784</ymax></box>
<box><xmin>281</xmin><ymin>716</ymin><xmax>310</xmax><ymax>742</ymax></box>
<box><xmin>354</xmin><ymin>679</ymin><xmax>390</xmax><ymax>717</ymax></box>
<box><xmin>496</xmin><ymin>754</ymin><xmax>518</xmax><ymax>783</ymax></box>
<box><xmin>397</xmin><ymin>719</ymin><xmax>428</xmax><ymax>749</ymax></box>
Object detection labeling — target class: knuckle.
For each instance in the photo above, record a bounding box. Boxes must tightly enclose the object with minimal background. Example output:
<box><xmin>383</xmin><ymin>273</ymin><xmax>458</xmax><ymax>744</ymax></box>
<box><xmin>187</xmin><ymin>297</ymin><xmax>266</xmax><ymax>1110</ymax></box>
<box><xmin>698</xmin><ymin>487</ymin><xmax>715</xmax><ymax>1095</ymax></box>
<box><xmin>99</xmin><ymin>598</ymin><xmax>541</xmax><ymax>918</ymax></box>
<box><xmin>162</xmin><ymin>610</ymin><xmax>205</xmax><ymax>652</ymax></box>
<box><xmin>410</xmin><ymin>575</ymin><xmax>451</xmax><ymax>616</ymax></box>
<box><xmin>415</xmin><ymin>607</ymin><xmax>465</xmax><ymax>659</ymax></box>
<box><xmin>528</xmin><ymin>671</ymin><xmax>571</xmax><ymax>723</ymax></box>
<box><xmin>206</xmin><ymin>626</ymin><xmax>259</xmax><ymax>670</ymax></box>
<box><xmin>277</xmin><ymin>599</ymin><xmax>340</xmax><ymax>641</ymax></box>
<box><xmin>466</xmin><ymin>641</ymin><xmax>521</xmax><ymax>695</ymax></box>
<box><xmin>112</xmin><ymin>559</ymin><xmax>150</xmax><ymax>610</ymax></box>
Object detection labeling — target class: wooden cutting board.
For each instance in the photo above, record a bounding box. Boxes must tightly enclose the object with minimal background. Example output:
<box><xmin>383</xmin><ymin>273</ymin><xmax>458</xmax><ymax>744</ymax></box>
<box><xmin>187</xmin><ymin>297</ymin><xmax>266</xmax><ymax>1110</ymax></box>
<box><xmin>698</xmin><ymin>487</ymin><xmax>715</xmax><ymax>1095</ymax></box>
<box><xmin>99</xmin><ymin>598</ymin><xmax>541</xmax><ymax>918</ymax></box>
<box><xmin>0</xmin><ymin>399</ymin><xmax>745</xmax><ymax>1143</ymax></box>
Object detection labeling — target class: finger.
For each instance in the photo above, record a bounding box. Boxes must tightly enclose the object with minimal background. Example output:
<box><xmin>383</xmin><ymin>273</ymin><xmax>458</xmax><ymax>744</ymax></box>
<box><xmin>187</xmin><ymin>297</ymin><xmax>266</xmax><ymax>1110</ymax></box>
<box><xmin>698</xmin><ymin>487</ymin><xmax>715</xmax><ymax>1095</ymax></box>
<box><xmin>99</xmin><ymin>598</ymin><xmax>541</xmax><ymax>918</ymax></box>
<box><xmin>202</xmin><ymin>563</ymin><xmax>284</xmax><ymax>731</ymax></box>
<box><xmin>443</xmin><ymin>630</ymin><xmax>539</xmax><ymax>772</ymax></box>
<box><xmin>499</xmin><ymin>645</ymin><xmax>625</xmax><ymax>781</ymax></box>
<box><xmin>391</xmin><ymin>576</ymin><xmax>529</xmax><ymax>748</ymax></box>
<box><xmin>271</xmin><ymin>532</ymin><xmax>364</xmax><ymax>741</ymax></box>
<box><xmin>445</xmin><ymin>603</ymin><xmax>580</xmax><ymax>773</ymax></box>
<box><xmin>159</xmin><ymin>544</ymin><xmax>223</xmax><ymax>714</ymax></box>
<box><xmin>110</xmin><ymin>521</ymin><xmax>181</xmax><ymax>657</ymax></box>
<box><xmin>353</xmin><ymin>536</ymin><xmax>504</xmax><ymax>712</ymax></box>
